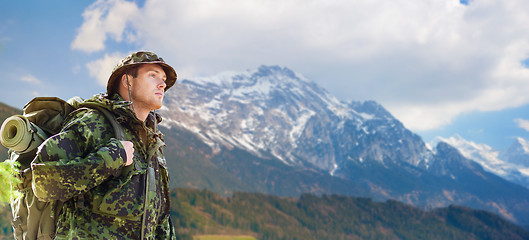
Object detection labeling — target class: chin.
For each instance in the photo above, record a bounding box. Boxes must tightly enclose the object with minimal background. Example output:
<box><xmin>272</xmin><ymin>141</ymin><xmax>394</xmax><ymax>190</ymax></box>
<box><xmin>152</xmin><ymin>101</ymin><xmax>163</xmax><ymax>110</ymax></box>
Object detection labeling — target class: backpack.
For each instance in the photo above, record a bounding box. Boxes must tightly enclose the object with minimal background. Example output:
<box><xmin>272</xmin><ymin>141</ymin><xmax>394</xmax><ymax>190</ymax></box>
<box><xmin>0</xmin><ymin>96</ymin><xmax>125</xmax><ymax>240</ymax></box>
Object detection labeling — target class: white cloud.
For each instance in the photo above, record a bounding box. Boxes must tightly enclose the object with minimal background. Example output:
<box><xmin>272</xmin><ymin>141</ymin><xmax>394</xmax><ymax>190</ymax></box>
<box><xmin>71</xmin><ymin>0</ymin><xmax>139</xmax><ymax>53</ymax></box>
<box><xmin>515</xmin><ymin>118</ymin><xmax>529</xmax><ymax>132</ymax></box>
<box><xmin>86</xmin><ymin>52</ymin><xmax>125</xmax><ymax>87</ymax></box>
<box><xmin>20</xmin><ymin>74</ymin><xmax>41</xmax><ymax>84</ymax></box>
<box><xmin>74</xmin><ymin>0</ymin><xmax>529</xmax><ymax>131</ymax></box>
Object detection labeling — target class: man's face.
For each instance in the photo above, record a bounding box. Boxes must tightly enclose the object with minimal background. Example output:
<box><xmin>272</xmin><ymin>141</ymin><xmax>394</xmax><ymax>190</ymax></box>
<box><xmin>130</xmin><ymin>63</ymin><xmax>167</xmax><ymax>111</ymax></box>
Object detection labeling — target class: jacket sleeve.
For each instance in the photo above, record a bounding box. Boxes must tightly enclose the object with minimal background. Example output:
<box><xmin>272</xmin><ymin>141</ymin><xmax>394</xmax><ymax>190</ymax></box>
<box><xmin>31</xmin><ymin>109</ymin><xmax>128</xmax><ymax>202</ymax></box>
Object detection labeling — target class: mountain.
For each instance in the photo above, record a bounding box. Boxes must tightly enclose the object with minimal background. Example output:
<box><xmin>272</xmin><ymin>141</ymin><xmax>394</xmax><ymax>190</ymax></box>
<box><xmin>158</xmin><ymin>65</ymin><xmax>529</xmax><ymax>227</ymax></box>
<box><xmin>161</xmin><ymin>66</ymin><xmax>430</xmax><ymax>171</ymax></box>
<box><xmin>437</xmin><ymin>135</ymin><xmax>529</xmax><ymax>189</ymax></box>
<box><xmin>501</xmin><ymin>137</ymin><xmax>529</xmax><ymax>167</ymax></box>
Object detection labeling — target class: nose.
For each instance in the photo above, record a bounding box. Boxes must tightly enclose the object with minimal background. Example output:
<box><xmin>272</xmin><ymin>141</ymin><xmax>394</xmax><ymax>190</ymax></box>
<box><xmin>158</xmin><ymin>78</ymin><xmax>167</xmax><ymax>90</ymax></box>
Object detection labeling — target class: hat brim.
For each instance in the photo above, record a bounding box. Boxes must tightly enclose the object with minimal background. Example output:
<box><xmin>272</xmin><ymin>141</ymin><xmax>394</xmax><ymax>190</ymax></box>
<box><xmin>107</xmin><ymin>62</ymin><xmax>177</xmax><ymax>94</ymax></box>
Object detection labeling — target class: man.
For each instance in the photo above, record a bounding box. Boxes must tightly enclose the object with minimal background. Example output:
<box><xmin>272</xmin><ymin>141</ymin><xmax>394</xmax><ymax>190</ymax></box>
<box><xmin>31</xmin><ymin>51</ymin><xmax>177</xmax><ymax>239</ymax></box>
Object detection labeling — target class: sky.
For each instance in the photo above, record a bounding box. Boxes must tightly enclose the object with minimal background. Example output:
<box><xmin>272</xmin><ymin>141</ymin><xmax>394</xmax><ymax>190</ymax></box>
<box><xmin>1</xmin><ymin>0</ymin><xmax>529</xmax><ymax>150</ymax></box>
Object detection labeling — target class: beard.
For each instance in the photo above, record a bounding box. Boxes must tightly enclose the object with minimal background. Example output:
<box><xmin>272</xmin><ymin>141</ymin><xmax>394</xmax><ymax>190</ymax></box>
<box><xmin>131</xmin><ymin>88</ymin><xmax>164</xmax><ymax>111</ymax></box>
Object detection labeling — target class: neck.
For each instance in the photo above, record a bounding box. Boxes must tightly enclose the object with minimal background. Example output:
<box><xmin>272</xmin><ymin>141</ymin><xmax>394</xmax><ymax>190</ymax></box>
<box><xmin>117</xmin><ymin>92</ymin><xmax>150</xmax><ymax>122</ymax></box>
<box><xmin>131</xmin><ymin>103</ymin><xmax>150</xmax><ymax>122</ymax></box>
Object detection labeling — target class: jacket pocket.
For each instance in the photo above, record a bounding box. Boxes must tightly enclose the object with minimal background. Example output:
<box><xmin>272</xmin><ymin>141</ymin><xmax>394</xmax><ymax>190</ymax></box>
<box><xmin>92</xmin><ymin>167</ymin><xmax>145</xmax><ymax>221</ymax></box>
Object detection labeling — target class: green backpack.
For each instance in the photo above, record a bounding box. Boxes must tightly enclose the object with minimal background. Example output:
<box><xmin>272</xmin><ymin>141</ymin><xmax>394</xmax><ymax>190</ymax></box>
<box><xmin>0</xmin><ymin>97</ymin><xmax>125</xmax><ymax>240</ymax></box>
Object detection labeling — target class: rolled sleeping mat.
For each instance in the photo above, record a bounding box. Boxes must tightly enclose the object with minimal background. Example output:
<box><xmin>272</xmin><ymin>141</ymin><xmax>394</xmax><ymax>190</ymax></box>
<box><xmin>0</xmin><ymin>115</ymin><xmax>48</xmax><ymax>153</ymax></box>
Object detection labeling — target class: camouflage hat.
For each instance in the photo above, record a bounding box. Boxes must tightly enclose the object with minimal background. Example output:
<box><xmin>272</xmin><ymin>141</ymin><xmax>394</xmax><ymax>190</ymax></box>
<box><xmin>107</xmin><ymin>51</ymin><xmax>177</xmax><ymax>94</ymax></box>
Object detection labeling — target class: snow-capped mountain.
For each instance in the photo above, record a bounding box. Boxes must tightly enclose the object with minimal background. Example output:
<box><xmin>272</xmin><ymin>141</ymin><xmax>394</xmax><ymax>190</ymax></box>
<box><xmin>438</xmin><ymin>135</ymin><xmax>529</xmax><ymax>189</ymax></box>
<box><xmin>158</xmin><ymin>65</ymin><xmax>529</xmax><ymax>226</ymax></box>
<box><xmin>161</xmin><ymin>65</ymin><xmax>430</xmax><ymax>173</ymax></box>
<box><xmin>501</xmin><ymin>137</ymin><xmax>529</xmax><ymax>167</ymax></box>
<box><xmin>162</xmin><ymin>65</ymin><xmax>349</xmax><ymax>170</ymax></box>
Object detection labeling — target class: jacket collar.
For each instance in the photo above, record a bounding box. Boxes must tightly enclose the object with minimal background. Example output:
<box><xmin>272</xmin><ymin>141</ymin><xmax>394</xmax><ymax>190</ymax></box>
<box><xmin>83</xmin><ymin>93</ymin><xmax>163</xmax><ymax>128</ymax></box>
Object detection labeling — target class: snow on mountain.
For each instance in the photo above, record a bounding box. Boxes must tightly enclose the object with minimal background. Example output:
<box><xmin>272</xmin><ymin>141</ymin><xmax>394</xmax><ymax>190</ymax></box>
<box><xmin>501</xmin><ymin>137</ymin><xmax>529</xmax><ymax>166</ymax></box>
<box><xmin>161</xmin><ymin>66</ymin><xmax>343</xmax><ymax>166</ymax></box>
<box><xmin>434</xmin><ymin>135</ymin><xmax>529</xmax><ymax>189</ymax></box>
<box><xmin>160</xmin><ymin>65</ymin><xmax>429</xmax><ymax>173</ymax></box>
<box><xmin>500</xmin><ymin>137</ymin><xmax>529</xmax><ymax>184</ymax></box>
<box><xmin>432</xmin><ymin>135</ymin><xmax>505</xmax><ymax>175</ymax></box>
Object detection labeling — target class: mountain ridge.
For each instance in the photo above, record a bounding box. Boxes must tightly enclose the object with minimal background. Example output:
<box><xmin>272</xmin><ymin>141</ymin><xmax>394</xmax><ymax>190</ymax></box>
<box><xmin>161</xmin><ymin>65</ymin><xmax>431</xmax><ymax>171</ymax></box>
<box><xmin>437</xmin><ymin>135</ymin><xmax>529</xmax><ymax>189</ymax></box>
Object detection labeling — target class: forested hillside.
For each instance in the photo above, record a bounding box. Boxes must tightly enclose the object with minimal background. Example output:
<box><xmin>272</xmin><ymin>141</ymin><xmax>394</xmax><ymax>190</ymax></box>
<box><xmin>170</xmin><ymin>188</ymin><xmax>529</xmax><ymax>240</ymax></box>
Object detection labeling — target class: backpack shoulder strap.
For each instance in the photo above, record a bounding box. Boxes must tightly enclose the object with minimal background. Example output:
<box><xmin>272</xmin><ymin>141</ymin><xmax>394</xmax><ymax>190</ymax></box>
<box><xmin>93</xmin><ymin>107</ymin><xmax>126</xmax><ymax>141</ymax></box>
<box><xmin>76</xmin><ymin>105</ymin><xmax>126</xmax><ymax>141</ymax></box>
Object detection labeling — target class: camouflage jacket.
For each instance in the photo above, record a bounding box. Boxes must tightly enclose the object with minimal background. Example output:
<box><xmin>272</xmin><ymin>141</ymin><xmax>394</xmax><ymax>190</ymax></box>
<box><xmin>31</xmin><ymin>93</ymin><xmax>175</xmax><ymax>239</ymax></box>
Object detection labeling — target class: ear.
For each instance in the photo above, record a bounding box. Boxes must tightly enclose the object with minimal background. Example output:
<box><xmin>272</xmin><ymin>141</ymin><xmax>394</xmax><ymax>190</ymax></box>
<box><xmin>120</xmin><ymin>73</ymin><xmax>133</xmax><ymax>89</ymax></box>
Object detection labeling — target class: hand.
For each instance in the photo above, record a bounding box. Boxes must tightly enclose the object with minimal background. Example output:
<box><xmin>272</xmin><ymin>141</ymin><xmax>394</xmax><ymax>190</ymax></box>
<box><xmin>120</xmin><ymin>140</ymin><xmax>134</xmax><ymax>166</ymax></box>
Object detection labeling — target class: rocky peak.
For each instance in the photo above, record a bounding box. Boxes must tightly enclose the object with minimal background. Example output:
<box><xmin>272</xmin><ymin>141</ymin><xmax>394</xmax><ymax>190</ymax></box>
<box><xmin>500</xmin><ymin>137</ymin><xmax>529</xmax><ymax>167</ymax></box>
<box><xmin>161</xmin><ymin>65</ymin><xmax>432</xmax><ymax>173</ymax></box>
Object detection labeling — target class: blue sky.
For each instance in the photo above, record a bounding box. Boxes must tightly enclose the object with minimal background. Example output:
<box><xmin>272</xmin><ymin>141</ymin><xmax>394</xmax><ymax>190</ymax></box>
<box><xmin>1</xmin><ymin>0</ymin><xmax>529</xmax><ymax>150</ymax></box>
